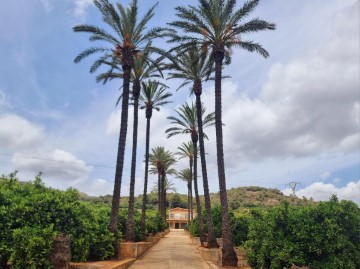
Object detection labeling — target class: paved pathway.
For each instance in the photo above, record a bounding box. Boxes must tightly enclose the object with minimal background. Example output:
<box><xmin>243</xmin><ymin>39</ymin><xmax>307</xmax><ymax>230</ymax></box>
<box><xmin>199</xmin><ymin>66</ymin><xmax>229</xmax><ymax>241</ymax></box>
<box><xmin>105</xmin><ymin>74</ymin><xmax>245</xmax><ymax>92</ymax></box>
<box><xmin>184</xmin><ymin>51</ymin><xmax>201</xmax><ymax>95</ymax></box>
<box><xmin>129</xmin><ymin>230</ymin><xmax>213</xmax><ymax>269</ymax></box>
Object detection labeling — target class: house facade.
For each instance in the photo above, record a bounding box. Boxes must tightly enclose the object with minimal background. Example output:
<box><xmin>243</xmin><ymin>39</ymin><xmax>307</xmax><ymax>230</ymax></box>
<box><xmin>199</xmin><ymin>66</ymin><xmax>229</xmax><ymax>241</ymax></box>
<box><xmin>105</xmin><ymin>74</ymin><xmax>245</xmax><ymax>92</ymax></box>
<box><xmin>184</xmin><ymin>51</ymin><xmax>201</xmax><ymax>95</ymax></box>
<box><xmin>167</xmin><ymin>207</ymin><xmax>197</xmax><ymax>229</ymax></box>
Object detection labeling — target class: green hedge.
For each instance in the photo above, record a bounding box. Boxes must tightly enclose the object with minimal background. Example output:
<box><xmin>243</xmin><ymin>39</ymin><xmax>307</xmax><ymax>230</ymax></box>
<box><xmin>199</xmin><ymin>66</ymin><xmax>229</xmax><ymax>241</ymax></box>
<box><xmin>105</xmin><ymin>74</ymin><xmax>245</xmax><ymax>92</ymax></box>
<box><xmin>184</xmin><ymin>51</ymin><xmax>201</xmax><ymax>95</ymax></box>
<box><xmin>0</xmin><ymin>173</ymin><xmax>114</xmax><ymax>268</ymax></box>
<box><xmin>246</xmin><ymin>197</ymin><xmax>360</xmax><ymax>269</ymax></box>
<box><xmin>189</xmin><ymin>197</ymin><xmax>359</xmax><ymax>269</ymax></box>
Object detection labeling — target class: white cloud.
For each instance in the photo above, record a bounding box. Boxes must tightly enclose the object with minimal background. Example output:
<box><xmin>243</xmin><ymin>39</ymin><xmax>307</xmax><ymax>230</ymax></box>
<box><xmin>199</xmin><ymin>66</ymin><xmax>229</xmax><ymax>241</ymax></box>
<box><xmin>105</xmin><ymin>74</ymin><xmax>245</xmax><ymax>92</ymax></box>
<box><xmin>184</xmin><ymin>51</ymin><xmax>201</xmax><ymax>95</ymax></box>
<box><xmin>74</xmin><ymin>178</ymin><xmax>113</xmax><ymax>196</ymax></box>
<box><xmin>12</xmin><ymin>149</ymin><xmax>92</xmax><ymax>182</ymax></box>
<box><xmin>0</xmin><ymin>113</ymin><xmax>44</xmax><ymax>150</ymax></box>
<box><xmin>71</xmin><ymin>0</ymin><xmax>93</xmax><ymax>18</ymax></box>
<box><xmin>286</xmin><ymin>180</ymin><xmax>360</xmax><ymax>204</ymax></box>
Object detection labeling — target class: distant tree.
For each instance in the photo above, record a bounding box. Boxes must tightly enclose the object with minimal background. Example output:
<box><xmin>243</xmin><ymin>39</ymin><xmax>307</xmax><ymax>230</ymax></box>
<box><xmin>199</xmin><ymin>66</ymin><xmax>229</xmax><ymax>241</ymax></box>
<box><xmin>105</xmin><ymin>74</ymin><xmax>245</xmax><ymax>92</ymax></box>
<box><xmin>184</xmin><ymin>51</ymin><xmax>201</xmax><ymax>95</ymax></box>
<box><xmin>138</xmin><ymin>81</ymin><xmax>172</xmax><ymax>234</ymax></box>
<box><xmin>176</xmin><ymin>168</ymin><xmax>193</xmax><ymax>223</ymax></box>
<box><xmin>166</xmin><ymin>102</ymin><xmax>215</xmax><ymax>245</ymax></box>
<box><xmin>149</xmin><ymin>147</ymin><xmax>176</xmax><ymax>220</ymax></box>
<box><xmin>176</xmin><ymin>142</ymin><xmax>197</xmax><ymax>220</ymax></box>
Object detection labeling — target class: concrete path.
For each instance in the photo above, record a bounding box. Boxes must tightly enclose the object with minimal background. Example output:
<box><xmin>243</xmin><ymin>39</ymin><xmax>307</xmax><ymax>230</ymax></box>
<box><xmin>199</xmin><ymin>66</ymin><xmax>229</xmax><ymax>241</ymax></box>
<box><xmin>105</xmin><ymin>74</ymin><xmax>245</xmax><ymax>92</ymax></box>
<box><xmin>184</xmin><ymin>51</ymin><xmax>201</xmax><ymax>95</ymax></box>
<box><xmin>129</xmin><ymin>230</ymin><xmax>213</xmax><ymax>269</ymax></box>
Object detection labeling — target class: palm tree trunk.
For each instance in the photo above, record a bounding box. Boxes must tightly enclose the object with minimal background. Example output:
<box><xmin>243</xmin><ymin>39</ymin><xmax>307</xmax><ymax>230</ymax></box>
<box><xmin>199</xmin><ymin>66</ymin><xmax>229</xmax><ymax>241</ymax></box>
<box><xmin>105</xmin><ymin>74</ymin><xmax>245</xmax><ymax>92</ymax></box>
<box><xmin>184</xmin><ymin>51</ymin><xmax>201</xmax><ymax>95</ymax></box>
<box><xmin>187</xmin><ymin>182</ymin><xmax>191</xmax><ymax>224</ymax></box>
<box><xmin>161</xmin><ymin>170</ymin><xmax>167</xmax><ymax>220</ymax></box>
<box><xmin>141</xmin><ymin>116</ymin><xmax>151</xmax><ymax>235</ymax></box>
<box><xmin>125</xmin><ymin>84</ymin><xmax>140</xmax><ymax>242</ymax></box>
<box><xmin>195</xmin><ymin>88</ymin><xmax>218</xmax><ymax>248</ymax></box>
<box><xmin>192</xmin><ymin>140</ymin><xmax>206</xmax><ymax>245</ymax></box>
<box><xmin>189</xmin><ymin>157</ymin><xmax>193</xmax><ymax>221</ymax></box>
<box><xmin>109</xmin><ymin>65</ymin><xmax>131</xmax><ymax>240</ymax></box>
<box><xmin>157</xmin><ymin>171</ymin><xmax>161</xmax><ymax>214</ymax></box>
<box><xmin>214</xmin><ymin>52</ymin><xmax>237</xmax><ymax>266</ymax></box>
<box><xmin>190</xmin><ymin>180</ymin><xmax>193</xmax><ymax>220</ymax></box>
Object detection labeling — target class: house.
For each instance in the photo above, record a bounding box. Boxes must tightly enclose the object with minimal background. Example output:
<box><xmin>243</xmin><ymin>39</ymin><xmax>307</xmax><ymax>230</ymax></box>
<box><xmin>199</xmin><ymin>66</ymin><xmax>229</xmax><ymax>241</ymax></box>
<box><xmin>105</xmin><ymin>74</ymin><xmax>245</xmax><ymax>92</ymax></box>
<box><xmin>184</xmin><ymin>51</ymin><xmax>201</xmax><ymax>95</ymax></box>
<box><xmin>167</xmin><ymin>207</ymin><xmax>197</xmax><ymax>229</ymax></box>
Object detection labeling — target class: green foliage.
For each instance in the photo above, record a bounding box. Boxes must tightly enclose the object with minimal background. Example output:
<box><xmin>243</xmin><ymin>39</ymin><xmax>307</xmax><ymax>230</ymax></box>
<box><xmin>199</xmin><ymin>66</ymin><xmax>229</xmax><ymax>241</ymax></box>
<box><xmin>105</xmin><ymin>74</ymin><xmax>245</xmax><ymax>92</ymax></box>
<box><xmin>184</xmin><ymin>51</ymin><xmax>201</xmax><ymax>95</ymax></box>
<box><xmin>245</xmin><ymin>199</ymin><xmax>360</xmax><ymax>269</ymax></box>
<box><xmin>9</xmin><ymin>225</ymin><xmax>56</xmax><ymax>269</ymax></box>
<box><xmin>189</xmin><ymin>217</ymin><xmax>200</xmax><ymax>237</ymax></box>
<box><xmin>146</xmin><ymin>211</ymin><xmax>167</xmax><ymax>235</ymax></box>
<box><xmin>0</xmin><ymin>174</ymin><xmax>114</xmax><ymax>268</ymax></box>
<box><xmin>118</xmin><ymin>209</ymin><xmax>144</xmax><ymax>242</ymax></box>
<box><xmin>230</xmin><ymin>213</ymin><xmax>249</xmax><ymax>247</ymax></box>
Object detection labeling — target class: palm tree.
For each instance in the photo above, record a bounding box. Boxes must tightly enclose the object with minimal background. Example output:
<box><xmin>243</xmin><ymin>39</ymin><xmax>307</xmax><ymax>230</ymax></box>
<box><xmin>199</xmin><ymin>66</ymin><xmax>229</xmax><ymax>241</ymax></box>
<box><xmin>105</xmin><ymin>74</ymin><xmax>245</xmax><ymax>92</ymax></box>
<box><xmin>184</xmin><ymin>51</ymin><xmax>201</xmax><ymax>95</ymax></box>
<box><xmin>166</xmin><ymin>102</ymin><xmax>215</xmax><ymax>246</ymax></box>
<box><xmin>176</xmin><ymin>142</ymin><xmax>196</xmax><ymax>221</ymax></box>
<box><xmin>176</xmin><ymin>168</ymin><xmax>192</xmax><ymax>224</ymax></box>
<box><xmin>168</xmin><ymin>0</ymin><xmax>276</xmax><ymax>265</ymax></box>
<box><xmin>98</xmin><ymin>48</ymin><xmax>164</xmax><ymax>242</ymax></box>
<box><xmin>167</xmin><ymin>49</ymin><xmax>218</xmax><ymax>248</ymax></box>
<box><xmin>149</xmin><ymin>147</ymin><xmax>176</xmax><ymax>220</ymax></box>
<box><xmin>73</xmin><ymin>0</ymin><xmax>163</xmax><ymax>241</ymax></box>
<box><xmin>139</xmin><ymin>81</ymin><xmax>172</xmax><ymax>234</ymax></box>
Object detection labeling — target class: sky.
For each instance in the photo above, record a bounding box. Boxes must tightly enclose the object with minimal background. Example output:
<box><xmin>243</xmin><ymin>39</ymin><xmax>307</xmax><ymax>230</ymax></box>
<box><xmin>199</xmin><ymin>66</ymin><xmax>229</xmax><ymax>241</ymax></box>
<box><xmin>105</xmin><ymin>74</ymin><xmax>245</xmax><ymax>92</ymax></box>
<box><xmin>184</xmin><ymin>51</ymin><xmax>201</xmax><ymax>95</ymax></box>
<box><xmin>0</xmin><ymin>0</ymin><xmax>359</xmax><ymax>204</ymax></box>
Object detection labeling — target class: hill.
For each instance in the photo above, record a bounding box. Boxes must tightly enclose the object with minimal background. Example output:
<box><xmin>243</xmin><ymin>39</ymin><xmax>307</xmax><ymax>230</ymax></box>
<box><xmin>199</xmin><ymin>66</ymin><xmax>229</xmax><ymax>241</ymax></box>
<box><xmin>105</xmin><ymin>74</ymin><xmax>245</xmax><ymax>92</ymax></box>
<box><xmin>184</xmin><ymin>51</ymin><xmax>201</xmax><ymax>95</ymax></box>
<box><xmin>81</xmin><ymin>186</ymin><xmax>313</xmax><ymax>211</ymax></box>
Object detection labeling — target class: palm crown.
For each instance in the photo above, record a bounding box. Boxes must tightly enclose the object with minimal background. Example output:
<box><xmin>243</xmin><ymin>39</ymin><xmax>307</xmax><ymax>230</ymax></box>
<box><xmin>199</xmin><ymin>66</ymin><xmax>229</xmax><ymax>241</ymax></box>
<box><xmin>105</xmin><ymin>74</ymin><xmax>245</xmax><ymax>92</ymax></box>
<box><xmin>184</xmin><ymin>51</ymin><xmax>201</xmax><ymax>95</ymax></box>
<box><xmin>166</xmin><ymin>102</ymin><xmax>215</xmax><ymax>141</ymax></box>
<box><xmin>139</xmin><ymin>81</ymin><xmax>172</xmax><ymax>115</ymax></box>
<box><xmin>74</xmin><ymin>0</ymin><xmax>163</xmax><ymax>70</ymax></box>
<box><xmin>167</xmin><ymin>0</ymin><xmax>276</xmax><ymax>63</ymax></box>
<box><xmin>167</xmin><ymin>48</ymin><xmax>214</xmax><ymax>91</ymax></box>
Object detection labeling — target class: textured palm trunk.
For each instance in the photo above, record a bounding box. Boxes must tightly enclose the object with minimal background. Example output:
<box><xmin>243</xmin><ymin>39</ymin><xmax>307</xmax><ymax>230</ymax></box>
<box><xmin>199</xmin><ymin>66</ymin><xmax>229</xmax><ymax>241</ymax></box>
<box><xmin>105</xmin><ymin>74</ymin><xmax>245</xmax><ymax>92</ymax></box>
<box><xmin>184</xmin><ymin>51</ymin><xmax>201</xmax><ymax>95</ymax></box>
<box><xmin>157</xmin><ymin>170</ymin><xmax>161</xmax><ymax>214</ymax></box>
<box><xmin>187</xmin><ymin>182</ymin><xmax>191</xmax><ymax>224</ymax></box>
<box><xmin>109</xmin><ymin>63</ymin><xmax>131</xmax><ymax>255</ymax></box>
<box><xmin>194</xmin><ymin>82</ymin><xmax>218</xmax><ymax>248</ymax></box>
<box><xmin>214</xmin><ymin>51</ymin><xmax>237</xmax><ymax>266</ymax></box>
<box><xmin>161</xmin><ymin>170</ymin><xmax>167</xmax><ymax>220</ymax></box>
<box><xmin>189</xmin><ymin>157</ymin><xmax>194</xmax><ymax>221</ymax></box>
<box><xmin>190</xmin><ymin>180</ymin><xmax>193</xmax><ymax>220</ymax></box>
<box><xmin>125</xmin><ymin>82</ymin><xmax>140</xmax><ymax>242</ymax></box>
<box><xmin>192</xmin><ymin>140</ymin><xmax>206</xmax><ymax>245</ymax></box>
<box><xmin>141</xmin><ymin>113</ymin><xmax>152</xmax><ymax>234</ymax></box>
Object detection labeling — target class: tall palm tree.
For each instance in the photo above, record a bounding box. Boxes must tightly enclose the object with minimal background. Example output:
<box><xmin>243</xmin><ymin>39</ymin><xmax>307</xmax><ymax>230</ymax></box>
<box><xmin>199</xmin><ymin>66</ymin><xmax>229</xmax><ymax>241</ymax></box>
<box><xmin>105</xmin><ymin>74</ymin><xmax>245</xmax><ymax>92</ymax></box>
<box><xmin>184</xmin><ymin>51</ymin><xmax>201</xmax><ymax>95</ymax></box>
<box><xmin>73</xmin><ymin>0</ymin><xmax>163</xmax><ymax>241</ymax></box>
<box><xmin>176</xmin><ymin>168</ymin><xmax>192</xmax><ymax>224</ymax></box>
<box><xmin>168</xmin><ymin>0</ymin><xmax>276</xmax><ymax>265</ymax></box>
<box><xmin>166</xmin><ymin>102</ymin><xmax>215</xmax><ymax>246</ymax></box>
<box><xmin>98</xmin><ymin>48</ymin><xmax>164</xmax><ymax>242</ymax></box>
<box><xmin>149</xmin><ymin>147</ymin><xmax>176</xmax><ymax>220</ymax></box>
<box><xmin>176</xmin><ymin>142</ymin><xmax>196</xmax><ymax>221</ymax></box>
<box><xmin>167</xmin><ymin>49</ymin><xmax>218</xmax><ymax>248</ymax></box>
<box><xmin>139</xmin><ymin>81</ymin><xmax>172</xmax><ymax>234</ymax></box>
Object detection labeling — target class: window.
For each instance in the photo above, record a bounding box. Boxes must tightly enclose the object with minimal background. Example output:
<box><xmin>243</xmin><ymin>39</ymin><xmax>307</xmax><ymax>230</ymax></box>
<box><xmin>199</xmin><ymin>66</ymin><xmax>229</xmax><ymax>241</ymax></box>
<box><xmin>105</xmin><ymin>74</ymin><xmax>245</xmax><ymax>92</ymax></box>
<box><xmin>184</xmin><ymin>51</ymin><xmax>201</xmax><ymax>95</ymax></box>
<box><xmin>170</xmin><ymin>214</ymin><xmax>174</xmax><ymax>218</ymax></box>
<box><xmin>184</xmin><ymin>213</ymin><xmax>189</xmax><ymax>219</ymax></box>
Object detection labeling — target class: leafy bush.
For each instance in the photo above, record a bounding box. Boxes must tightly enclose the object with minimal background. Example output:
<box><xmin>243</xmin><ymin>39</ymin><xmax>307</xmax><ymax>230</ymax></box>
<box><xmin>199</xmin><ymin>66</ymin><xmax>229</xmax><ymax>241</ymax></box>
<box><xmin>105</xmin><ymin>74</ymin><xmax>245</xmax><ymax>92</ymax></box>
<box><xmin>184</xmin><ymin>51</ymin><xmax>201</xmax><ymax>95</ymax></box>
<box><xmin>245</xmin><ymin>198</ymin><xmax>360</xmax><ymax>269</ymax></box>
<box><xmin>230</xmin><ymin>214</ymin><xmax>249</xmax><ymax>246</ymax></box>
<box><xmin>0</xmin><ymin>173</ymin><xmax>114</xmax><ymax>268</ymax></box>
<box><xmin>189</xmin><ymin>217</ymin><xmax>200</xmax><ymax>237</ymax></box>
<box><xmin>118</xmin><ymin>209</ymin><xmax>144</xmax><ymax>242</ymax></box>
<box><xmin>146</xmin><ymin>211</ymin><xmax>167</xmax><ymax>235</ymax></box>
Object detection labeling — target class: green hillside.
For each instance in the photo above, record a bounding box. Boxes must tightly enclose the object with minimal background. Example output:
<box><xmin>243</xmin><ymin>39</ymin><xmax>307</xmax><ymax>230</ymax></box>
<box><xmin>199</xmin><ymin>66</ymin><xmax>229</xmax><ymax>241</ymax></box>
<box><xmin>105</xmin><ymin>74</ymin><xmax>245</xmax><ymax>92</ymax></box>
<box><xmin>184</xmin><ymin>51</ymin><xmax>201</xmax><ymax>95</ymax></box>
<box><xmin>81</xmin><ymin>186</ymin><xmax>313</xmax><ymax>211</ymax></box>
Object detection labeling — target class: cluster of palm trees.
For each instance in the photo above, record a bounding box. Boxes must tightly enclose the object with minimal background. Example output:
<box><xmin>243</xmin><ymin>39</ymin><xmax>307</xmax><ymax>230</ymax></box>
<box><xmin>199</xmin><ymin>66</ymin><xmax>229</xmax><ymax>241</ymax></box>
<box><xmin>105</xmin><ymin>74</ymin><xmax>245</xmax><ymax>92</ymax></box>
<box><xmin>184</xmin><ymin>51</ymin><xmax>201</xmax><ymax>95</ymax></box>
<box><xmin>74</xmin><ymin>0</ymin><xmax>275</xmax><ymax>265</ymax></box>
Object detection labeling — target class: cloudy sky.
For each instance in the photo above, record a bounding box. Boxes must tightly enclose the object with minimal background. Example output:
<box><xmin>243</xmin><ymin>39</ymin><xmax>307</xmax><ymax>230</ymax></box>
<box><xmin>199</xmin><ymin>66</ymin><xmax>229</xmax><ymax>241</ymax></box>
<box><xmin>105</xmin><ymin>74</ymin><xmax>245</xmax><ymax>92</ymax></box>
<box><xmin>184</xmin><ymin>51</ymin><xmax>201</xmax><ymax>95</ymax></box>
<box><xmin>0</xmin><ymin>0</ymin><xmax>359</xmax><ymax>204</ymax></box>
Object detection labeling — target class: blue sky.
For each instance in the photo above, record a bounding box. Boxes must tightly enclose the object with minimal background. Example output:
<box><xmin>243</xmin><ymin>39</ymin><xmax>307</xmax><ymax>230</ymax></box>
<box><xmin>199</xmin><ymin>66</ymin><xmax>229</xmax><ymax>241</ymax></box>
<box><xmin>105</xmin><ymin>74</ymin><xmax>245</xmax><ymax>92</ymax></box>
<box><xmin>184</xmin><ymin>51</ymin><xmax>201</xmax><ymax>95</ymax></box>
<box><xmin>0</xmin><ymin>0</ymin><xmax>359</xmax><ymax>204</ymax></box>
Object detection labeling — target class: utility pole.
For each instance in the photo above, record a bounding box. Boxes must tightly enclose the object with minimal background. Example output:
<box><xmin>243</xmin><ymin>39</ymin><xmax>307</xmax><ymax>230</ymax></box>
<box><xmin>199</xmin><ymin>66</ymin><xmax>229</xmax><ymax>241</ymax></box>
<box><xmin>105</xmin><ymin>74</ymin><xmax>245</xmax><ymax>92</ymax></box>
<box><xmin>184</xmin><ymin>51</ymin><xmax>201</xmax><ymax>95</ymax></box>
<box><xmin>286</xmin><ymin>181</ymin><xmax>301</xmax><ymax>197</ymax></box>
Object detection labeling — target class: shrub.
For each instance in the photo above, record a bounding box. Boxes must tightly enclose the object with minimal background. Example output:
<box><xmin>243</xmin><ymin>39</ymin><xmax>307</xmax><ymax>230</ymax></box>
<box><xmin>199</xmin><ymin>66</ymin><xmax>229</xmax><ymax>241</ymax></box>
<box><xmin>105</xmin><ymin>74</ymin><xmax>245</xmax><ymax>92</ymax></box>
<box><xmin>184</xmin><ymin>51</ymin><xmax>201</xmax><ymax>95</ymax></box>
<box><xmin>0</xmin><ymin>173</ymin><xmax>114</xmax><ymax>267</ymax></box>
<box><xmin>245</xmin><ymin>198</ymin><xmax>360</xmax><ymax>269</ymax></box>
<box><xmin>146</xmin><ymin>211</ymin><xmax>167</xmax><ymax>235</ymax></box>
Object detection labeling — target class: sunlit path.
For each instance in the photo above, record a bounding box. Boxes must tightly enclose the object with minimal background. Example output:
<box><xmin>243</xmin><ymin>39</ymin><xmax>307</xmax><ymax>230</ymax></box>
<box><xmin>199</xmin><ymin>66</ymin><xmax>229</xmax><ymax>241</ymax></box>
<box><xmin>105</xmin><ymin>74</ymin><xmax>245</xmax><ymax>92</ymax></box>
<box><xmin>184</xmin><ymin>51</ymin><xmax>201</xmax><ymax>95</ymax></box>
<box><xmin>129</xmin><ymin>230</ymin><xmax>212</xmax><ymax>269</ymax></box>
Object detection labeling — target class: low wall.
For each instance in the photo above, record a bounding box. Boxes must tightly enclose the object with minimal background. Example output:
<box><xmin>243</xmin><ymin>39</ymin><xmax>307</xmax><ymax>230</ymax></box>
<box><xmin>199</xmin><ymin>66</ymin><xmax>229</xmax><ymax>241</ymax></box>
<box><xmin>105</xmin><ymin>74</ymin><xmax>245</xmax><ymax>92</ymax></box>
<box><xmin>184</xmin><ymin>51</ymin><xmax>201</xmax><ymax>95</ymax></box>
<box><xmin>197</xmin><ymin>246</ymin><xmax>250</xmax><ymax>268</ymax></box>
<box><xmin>118</xmin><ymin>229</ymin><xmax>168</xmax><ymax>260</ymax></box>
